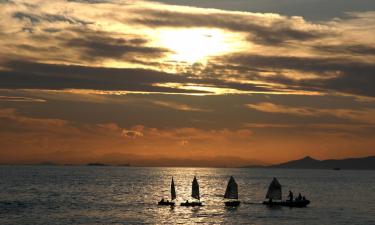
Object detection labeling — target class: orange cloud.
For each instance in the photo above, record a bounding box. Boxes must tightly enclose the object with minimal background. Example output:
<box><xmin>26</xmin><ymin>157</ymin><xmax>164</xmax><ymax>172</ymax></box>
<box><xmin>151</xmin><ymin>100</ymin><xmax>210</xmax><ymax>112</ymax></box>
<box><xmin>0</xmin><ymin>108</ymin><xmax>374</xmax><ymax>166</ymax></box>
<box><xmin>246</xmin><ymin>102</ymin><xmax>375</xmax><ymax>124</ymax></box>
<box><xmin>0</xmin><ymin>108</ymin><xmax>256</xmax><ymax>166</ymax></box>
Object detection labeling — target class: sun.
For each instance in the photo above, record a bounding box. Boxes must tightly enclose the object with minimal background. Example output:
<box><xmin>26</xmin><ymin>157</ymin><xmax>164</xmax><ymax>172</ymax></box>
<box><xmin>158</xmin><ymin>28</ymin><xmax>240</xmax><ymax>64</ymax></box>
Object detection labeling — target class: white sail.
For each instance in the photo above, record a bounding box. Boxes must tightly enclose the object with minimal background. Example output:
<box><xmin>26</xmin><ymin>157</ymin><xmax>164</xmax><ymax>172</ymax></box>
<box><xmin>191</xmin><ymin>176</ymin><xmax>200</xmax><ymax>200</ymax></box>
<box><xmin>266</xmin><ymin>177</ymin><xmax>282</xmax><ymax>200</ymax></box>
<box><xmin>224</xmin><ymin>176</ymin><xmax>238</xmax><ymax>199</ymax></box>
<box><xmin>171</xmin><ymin>177</ymin><xmax>176</xmax><ymax>200</ymax></box>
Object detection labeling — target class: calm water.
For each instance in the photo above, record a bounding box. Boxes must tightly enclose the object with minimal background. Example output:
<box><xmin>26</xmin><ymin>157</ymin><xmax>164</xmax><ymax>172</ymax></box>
<box><xmin>0</xmin><ymin>166</ymin><xmax>374</xmax><ymax>225</ymax></box>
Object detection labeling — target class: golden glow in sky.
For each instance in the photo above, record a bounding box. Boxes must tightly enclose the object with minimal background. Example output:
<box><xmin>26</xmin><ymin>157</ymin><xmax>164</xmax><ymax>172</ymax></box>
<box><xmin>158</xmin><ymin>28</ymin><xmax>243</xmax><ymax>63</ymax></box>
<box><xmin>0</xmin><ymin>0</ymin><xmax>375</xmax><ymax>166</ymax></box>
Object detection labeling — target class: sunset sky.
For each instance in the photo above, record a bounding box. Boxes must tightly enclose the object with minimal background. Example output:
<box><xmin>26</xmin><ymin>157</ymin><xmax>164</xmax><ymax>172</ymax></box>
<box><xmin>0</xmin><ymin>0</ymin><xmax>375</xmax><ymax>166</ymax></box>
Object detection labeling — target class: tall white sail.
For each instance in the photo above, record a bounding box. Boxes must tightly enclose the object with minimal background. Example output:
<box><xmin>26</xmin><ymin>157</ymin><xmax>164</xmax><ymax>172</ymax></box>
<box><xmin>224</xmin><ymin>176</ymin><xmax>238</xmax><ymax>199</ymax></box>
<box><xmin>191</xmin><ymin>176</ymin><xmax>200</xmax><ymax>200</ymax></box>
<box><xmin>171</xmin><ymin>177</ymin><xmax>176</xmax><ymax>200</ymax></box>
<box><xmin>266</xmin><ymin>177</ymin><xmax>282</xmax><ymax>200</ymax></box>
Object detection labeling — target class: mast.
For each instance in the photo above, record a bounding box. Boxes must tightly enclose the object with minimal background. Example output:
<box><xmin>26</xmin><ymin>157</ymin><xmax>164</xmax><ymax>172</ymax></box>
<box><xmin>224</xmin><ymin>176</ymin><xmax>238</xmax><ymax>199</ymax></box>
<box><xmin>171</xmin><ymin>177</ymin><xmax>176</xmax><ymax>200</ymax></box>
<box><xmin>192</xmin><ymin>176</ymin><xmax>200</xmax><ymax>200</ymax></box>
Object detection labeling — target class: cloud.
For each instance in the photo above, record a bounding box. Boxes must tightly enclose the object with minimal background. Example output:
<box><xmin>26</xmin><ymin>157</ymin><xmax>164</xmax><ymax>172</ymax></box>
<box><xmin>244</xmin><ymin>122</ymin><xmax>375</xmax><ymax>131</ymax></box>
<box><xmin>13</xmin><ymin>11</ymin><xmax>90</xmax><ymax>25</ymax></box>
<box><xmin>0</xmin><ymin>0</ymin><xmax>374</xmax><ymax>98</ymax></box>
<box><xmin>0</xmin><ymin>59</ymin><xmax>283</xmax><ymax>94</ymax></box>
<box><xmin>0</xmin><ymin>0</ymin><xmax>375</xmax><ymax>166</ymax></box>
<box><xmin>246</xmin><ymin>102</ymin><xmax>317</xmax><ymax>116</ymax></box>
<box><xmin>0</xmin><ymin>0</ymin><xmax>14</xmax><ymax>4</ymax></box>
<box><xmin>1</xmin><ymin>104</ymin><xmax>375</xmax><ymax>165</ymax></box>
<box><xmin>122</xmin><ymin>126</ymin><xmax>144</xmax><ymax>139</ymax></box>
<box><xmin>63</xmin><ymin>29</ymin><xmax>169</xmax><ymax>61</ymax></box>
<box><xmin>0</xmin><ymin>108</ymin><xmax>68</xmax><ymax>132</ymax></box>
<box><xmin>66</xmin><ymin>0</ymin><xmax>112</xmax><ymax>3</ymax></box>
<box><xmin>220</xmin><ymin>53</ymin><xmax>375</xmax><ymax>97</ymax></box>
<box><xmin>313</xmin><ymin>44</ymin><xmax>375</xmax><ymax>56</ymax></box>
<box><xmin>131</xmin><ymin>7</ymin><xmax>328</xmax><ymax>45</ymax></box>
<box><xmin>244</xmin><ymin>123</ymin><xmax>298</xmax><ymax>129</ymax></box>
<box><xmin>0</xmin><ymin>95</ymin><xmax>46</xmax><ymax>102</ymax></box>
<box><xmin>246</xmin><ymin>102</ymin><xmax>375</xmax><ymax>124</ymax></box>
<box><xmin>151</xmin><ymin>100</ymin><xmax>210</xmax><ymax>112</ymax></box>
<box><xmin>0</xmin><ymin>108</ymin><xmax>259</xmax><ymax>166</ymax></box>
<box><xmin>0</xmin><ymin>60</ymin><xmax>210</xmax><ymax>94</ymax></box>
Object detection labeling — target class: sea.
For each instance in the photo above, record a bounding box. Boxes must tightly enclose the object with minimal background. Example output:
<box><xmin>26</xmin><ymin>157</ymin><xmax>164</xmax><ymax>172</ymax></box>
<box><xmin>0</xmin><ymin>166</ymin><xmax>374</xmax><ymax>225</ymax></box>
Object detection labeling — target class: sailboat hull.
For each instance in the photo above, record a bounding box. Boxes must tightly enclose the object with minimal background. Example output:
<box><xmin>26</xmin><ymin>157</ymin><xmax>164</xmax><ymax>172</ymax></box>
<box><xmin>262</xmin><ymin>200</ymin><xmax>310</xmax><ymax>207</ymax></box>
<box><xmin>224</xmin><ymin>201</ymin><xmax>240</xmax><ymax>207</ymax></box>
<box><xmin>180</xmin><ymin>202</ymin><xmax>203</xmax><ymax>207</ymax></box>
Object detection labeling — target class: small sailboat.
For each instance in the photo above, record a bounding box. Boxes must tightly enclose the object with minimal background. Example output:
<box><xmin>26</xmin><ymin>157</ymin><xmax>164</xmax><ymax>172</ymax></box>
<box><xmin>224</xmin><ymin>176</ymin><xmax>240</xmax><ymax>207</ymax></box>
<box><xmin>158</xmin><ymin>177</ymin><xmax>176</xmax><ymax>206</ymax></box>
<box><xmin>262</xmin><ymin>177</ymin><xmax>310</xmax><ymax>207</ymax></box>
<box><xmin>181</xmin><ymin>176</ymin><xmax>203</xmax><ymax>207</ymax></box>
<box><xmin>265</xmin><ymin>177</ymin><xmax>282</xmax><ymax>202</ymax></box>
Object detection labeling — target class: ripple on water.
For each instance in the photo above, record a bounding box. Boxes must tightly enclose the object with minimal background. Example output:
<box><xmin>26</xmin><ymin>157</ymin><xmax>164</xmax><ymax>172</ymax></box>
<box><xmin>0</xmin><ymin>166</ymin><xmax>374</xmax><ymax>225</ymax></box>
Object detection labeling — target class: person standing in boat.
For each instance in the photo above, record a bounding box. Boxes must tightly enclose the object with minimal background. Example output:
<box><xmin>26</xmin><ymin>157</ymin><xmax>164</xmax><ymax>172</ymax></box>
<box><xmin>296</xmin><ymin>193</ymin><xmax>302</xmax><ymax>201</ymax></box>
<box><xmin>288</xmin><ymin>191</ymin><xmax>294</xmax><ymax>202</ymax></box>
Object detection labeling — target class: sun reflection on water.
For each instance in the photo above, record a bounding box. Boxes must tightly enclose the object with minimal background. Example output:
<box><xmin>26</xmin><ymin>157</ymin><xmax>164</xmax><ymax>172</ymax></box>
<box><xmin>2</xmin><ymin>167</ymin><xmax>374</xmax><ymax>224</ymax></box>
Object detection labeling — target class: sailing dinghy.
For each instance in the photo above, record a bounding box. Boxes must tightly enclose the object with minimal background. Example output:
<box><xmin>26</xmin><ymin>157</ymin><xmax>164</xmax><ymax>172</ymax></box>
<box><xmin>181</xmin><ymin>176</ymin><xmax>203</xmax><ymax>206</ymax></box>
<box><xmin>262</xmin><ymin>177</ymin><xmax>310</xmax><ymax>207</ymax></box>
<box><xmin>224</xmin><ymin>176</ymin><xmax>240</xmax><ymax>206</ymax></box>
<box><xmin>158</xmin><ymin>177</ymin><xmax>176</xmax><ymax>206</ymax></box>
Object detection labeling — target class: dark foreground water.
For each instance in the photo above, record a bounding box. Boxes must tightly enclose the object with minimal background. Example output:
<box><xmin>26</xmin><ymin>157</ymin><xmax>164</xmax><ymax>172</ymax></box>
<box><xmin>0</xmin><ymin>166</ymin><xmax>374</xmax><ymax>225</ymax></box>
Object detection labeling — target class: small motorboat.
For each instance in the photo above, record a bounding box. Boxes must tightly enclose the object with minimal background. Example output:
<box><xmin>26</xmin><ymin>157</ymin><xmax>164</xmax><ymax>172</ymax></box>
<box><xmin>262</xmin><ymin>199</ymin><xmax>310</xmax><ymax>207</ymax></box>
<box><xmin>180</xmin><ymin>201</ymin><xmax>203</xmax><ymax>207</ymax></box>
<box><xmin>262</xmin><ymin>177</ymin><xmax>310</xmax><ymax>208</ymax></box>
<box><xmin>224</xmin><ymin>176</ymin><xmax>240</xmax><ymax>207</ymax></box>
<box><xmin>158</xmin><ymin>177</ymin><xmax>176</xmax><ymax>206</ymax></box>
<box><xmin>181</xmin><ymin>176</ymin><xmax>203</xmax><ymax>207</ymax></box>
<box><xmin>158</xmin><ymin>199</ymin><xmax>175</xmax><ymax>206</ymax></box>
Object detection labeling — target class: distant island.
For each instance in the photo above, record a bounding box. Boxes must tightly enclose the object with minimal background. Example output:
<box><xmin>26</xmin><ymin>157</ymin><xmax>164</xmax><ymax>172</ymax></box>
<box><xmin>86</xmin><ymin>163</ymin><xmax>131</xmax><ymax>167</ymax></box>
<box><xmin>117</xmin><ymin>163</ymin><xmax>131</xmax><ymax>167</ymax></box>
<box><xmin>247</xmin><ymin>156</ymin><xmax>375</xmax><ymax>170</ymax></box>
<box><xmin>36</xmin><ymin>161</ymin><xmax>58</xmax><ymax>166</ymax></box>
<box><xmin>86</xmin><ymin>163</ymin><xmax>109</xmax><ymax>166</ymax></box>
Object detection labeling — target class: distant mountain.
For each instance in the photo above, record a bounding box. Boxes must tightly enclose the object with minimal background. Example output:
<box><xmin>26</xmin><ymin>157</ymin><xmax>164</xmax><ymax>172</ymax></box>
<box><xmin>270</xmin><ymin>156</ymin><xmax>375</xmax><ymax>170</ymax></box>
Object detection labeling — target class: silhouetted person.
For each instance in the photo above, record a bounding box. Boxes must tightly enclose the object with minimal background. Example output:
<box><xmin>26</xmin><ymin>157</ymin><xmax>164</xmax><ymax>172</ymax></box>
<box><xmin>302</xmin><ymin>196</ymin><xmax>306</xmax><ymax>201</ymax></box>
<box><xmin>288</xmin><ymin>191</ymin><xmax>294</xmax><ymax>202</ymax></box>
<box><xmin>296</xmin><ymin>193</ymin><xmax>302</xmax><ymax>201</ymax></box>
<box><xmin>161</xmin><ymin>198</ymin><xmax>165</xmax><ymax>203</ymax></box>
<box><xmin>269</xmin><ymin>198</ymin><xmax>273</xmax><ymax>204</ymax></box>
